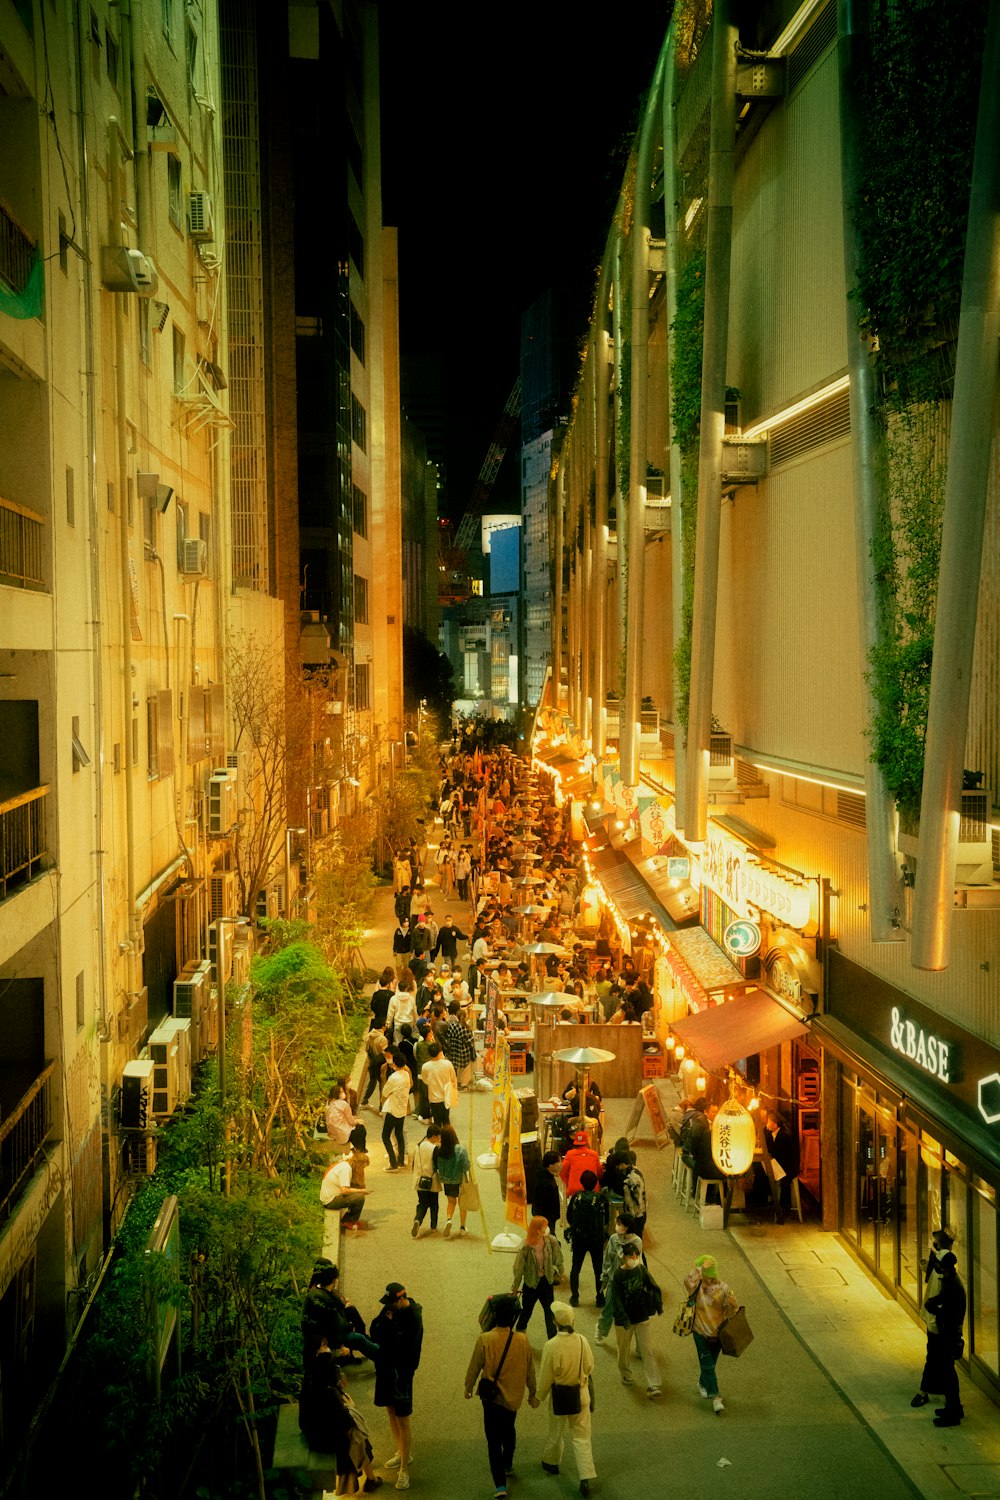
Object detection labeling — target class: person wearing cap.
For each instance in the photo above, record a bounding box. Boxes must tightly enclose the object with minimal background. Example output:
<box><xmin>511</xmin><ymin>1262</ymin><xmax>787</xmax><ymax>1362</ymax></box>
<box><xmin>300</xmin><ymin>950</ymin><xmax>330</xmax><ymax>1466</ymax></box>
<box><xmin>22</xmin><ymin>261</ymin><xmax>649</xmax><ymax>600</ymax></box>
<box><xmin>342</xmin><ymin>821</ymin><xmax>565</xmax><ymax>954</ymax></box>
<box><xmin>912</xmin><ymin>1227</ymin><xmax>968</xmax><ymax>1426</ymax></box>
<box><xmin>683</xmin><ymin>1254</ymin><xmax>739</xmax><ymax>1414</ymax></box>
<box><xmin>464</xmin><ymin>1294</ymin><xmax>538</xmax><ymax>1500</ymax></box>
<box><xmin>370</xmin><ymin>1283</ymin><xmax>423</xmax><ymax>1489</ymax></box>
<box><xmin>560</xmin><ymin>1132</ymin><xmax>603</xmax><ymax>1202</ymax></box>
<box><xmin>535</xmin><ymin>1301</ymin><xmax>597</xmax><ymax>1498</ymax></box>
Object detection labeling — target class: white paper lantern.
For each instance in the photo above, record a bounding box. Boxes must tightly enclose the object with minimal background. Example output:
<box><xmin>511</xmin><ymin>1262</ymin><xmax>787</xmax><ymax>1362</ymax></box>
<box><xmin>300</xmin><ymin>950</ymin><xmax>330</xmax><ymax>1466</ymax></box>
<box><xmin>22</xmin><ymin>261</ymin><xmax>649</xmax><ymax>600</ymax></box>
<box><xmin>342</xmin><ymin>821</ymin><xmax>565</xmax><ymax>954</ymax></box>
<box><xmin>711</xmin><ymin>1092</ymin><xmax>756</xmax><ymax>1177</ymax></box>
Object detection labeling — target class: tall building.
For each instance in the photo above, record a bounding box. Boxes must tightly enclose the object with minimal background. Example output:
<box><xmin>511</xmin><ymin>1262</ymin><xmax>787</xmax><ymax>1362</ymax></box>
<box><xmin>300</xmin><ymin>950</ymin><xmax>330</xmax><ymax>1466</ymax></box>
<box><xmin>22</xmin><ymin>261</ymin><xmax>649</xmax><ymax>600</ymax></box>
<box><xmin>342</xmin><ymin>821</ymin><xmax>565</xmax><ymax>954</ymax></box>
<box><xmin>0</xmin><ymin>0</ymin><xmax>402</xmax><ymax>1459</ymax></box>
<box><xmin>550</xmin><ymin>1</ymin><xmax>1000</xmax><ymax>1402</ymax></box>
<box><xmin>400</xmin><ymin>412</ymin><xmax>440</xmax><ymax>644</ymax></box>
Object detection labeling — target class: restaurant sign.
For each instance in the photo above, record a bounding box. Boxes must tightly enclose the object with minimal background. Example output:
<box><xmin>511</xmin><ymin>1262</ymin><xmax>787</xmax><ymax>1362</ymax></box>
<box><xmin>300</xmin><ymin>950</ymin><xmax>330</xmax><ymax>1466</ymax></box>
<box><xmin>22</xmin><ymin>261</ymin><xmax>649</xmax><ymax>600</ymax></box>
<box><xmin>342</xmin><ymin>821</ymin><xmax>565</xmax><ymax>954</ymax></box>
<box><xmin>703</xmin><ymin>825</ymin><xmax>813</xmax><ymax>928</ymax></box>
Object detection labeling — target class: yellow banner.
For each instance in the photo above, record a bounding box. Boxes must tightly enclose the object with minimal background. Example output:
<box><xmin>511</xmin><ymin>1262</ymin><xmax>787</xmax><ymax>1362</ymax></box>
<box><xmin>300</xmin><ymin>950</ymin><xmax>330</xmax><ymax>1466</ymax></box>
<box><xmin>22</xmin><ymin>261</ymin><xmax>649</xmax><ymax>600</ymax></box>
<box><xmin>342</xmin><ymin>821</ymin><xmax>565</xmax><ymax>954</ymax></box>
<box><xmin>504</xmin><ymin>1092</ymin><xmax>527</xmax><ymax>1228</ymax></box>
<box><xmin>490</xmin><ymin>1031</ymin><xmax>511</xmax><ymax>1156</ymax></box>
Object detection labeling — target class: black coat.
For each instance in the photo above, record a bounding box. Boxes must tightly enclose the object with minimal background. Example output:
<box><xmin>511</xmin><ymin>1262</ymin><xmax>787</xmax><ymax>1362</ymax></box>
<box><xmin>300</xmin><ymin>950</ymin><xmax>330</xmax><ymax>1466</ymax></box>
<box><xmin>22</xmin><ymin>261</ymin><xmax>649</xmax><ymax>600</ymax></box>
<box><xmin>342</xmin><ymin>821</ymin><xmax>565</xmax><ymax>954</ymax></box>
<box><xmin>369</xmin><ymin>1300</ymin><xmax>424</xmax><ymax>1408</ymax></box>
<box><xmin>530</xmin><ymin>1166</ymin><xmax>561</xmax><ymax>1230</ymax></box>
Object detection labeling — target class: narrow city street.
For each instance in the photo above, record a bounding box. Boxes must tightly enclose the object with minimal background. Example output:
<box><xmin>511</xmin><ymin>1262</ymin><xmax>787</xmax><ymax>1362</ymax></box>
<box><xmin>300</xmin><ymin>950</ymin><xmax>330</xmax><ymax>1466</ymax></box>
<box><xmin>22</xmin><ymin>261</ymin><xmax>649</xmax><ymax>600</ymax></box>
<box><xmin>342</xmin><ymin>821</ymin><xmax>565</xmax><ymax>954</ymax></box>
<box><xmin>313</xmin><ymin>873</ymin><xmax>1000</xmax><ymax>1500</ymax></box>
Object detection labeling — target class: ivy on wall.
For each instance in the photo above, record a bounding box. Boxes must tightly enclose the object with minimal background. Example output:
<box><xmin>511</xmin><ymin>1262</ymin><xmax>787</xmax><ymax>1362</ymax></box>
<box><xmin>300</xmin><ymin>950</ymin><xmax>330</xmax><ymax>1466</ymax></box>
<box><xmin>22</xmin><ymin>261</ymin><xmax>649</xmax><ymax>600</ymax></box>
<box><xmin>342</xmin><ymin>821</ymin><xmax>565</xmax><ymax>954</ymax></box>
<box><xmin>854</xmin><ymin>0</ymin><xmax>987</xmax><ymax>820</ymax></box>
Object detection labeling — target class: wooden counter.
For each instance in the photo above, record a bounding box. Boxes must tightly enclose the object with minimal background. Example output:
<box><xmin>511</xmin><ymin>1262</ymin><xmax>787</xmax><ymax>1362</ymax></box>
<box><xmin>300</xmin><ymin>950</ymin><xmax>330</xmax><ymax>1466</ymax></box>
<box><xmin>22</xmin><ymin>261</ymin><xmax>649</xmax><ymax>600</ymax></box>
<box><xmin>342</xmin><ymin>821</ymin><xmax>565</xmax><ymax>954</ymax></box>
<box><xmin>533</xmin><ymin>1021</ymin><xmax>644</xmax><ymax>1099</ymax></box>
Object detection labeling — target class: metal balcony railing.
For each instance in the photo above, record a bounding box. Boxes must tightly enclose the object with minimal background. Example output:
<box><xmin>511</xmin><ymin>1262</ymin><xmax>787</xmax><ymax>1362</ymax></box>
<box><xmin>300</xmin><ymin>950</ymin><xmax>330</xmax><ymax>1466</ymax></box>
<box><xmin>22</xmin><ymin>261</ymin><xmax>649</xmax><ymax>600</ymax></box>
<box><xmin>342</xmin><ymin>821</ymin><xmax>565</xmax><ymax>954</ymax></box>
<box><xmin>0</xmin><ymin>196</ymin><xmax>36</xmax><ymax>296</ymax></box>
<box><xmin>0</xmin><ymin>1062</ymin><xmax>55</xmax><ymax>1227</ymax></box>
<box><xmin>0</xmin><ymin>496</ymin><xmax>45</xmax><ymax>590</ymax></box>
<box><xmin>0</xmin><ymin>785</ymin><xmax>48</xmax><ymax>898</ymax></box>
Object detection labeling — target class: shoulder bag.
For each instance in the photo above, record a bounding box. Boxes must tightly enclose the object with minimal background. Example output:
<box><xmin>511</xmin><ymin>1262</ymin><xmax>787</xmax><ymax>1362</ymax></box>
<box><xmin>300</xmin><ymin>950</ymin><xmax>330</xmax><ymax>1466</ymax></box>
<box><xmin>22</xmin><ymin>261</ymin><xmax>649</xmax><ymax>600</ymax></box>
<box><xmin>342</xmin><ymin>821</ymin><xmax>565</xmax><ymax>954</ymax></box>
<box><xmin>478</xmin><ymin>1327</ymin><xmax>515</xmax><ymax>1404</ymax></box>
<box><xmin>719</xmin><ymin>1305</ymin><xmax>754</xmax><ymax>1357</ymax></box>
<box><xmin>672</xmin><ymin>1290</ymin><xmax>697</xmax><ymax>1337</ymax></box>
<box><xmin>551</xmin><ymin>1335</ymin><xmax>584</xmax><ymax>1416</ymax></box>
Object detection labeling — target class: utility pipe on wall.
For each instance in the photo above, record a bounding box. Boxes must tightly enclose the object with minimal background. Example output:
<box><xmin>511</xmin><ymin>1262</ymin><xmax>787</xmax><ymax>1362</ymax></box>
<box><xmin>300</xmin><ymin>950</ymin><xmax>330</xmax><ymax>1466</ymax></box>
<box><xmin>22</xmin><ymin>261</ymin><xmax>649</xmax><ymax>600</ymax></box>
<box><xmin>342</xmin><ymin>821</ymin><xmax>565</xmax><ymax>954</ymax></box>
<box><xmin>683</xmin><ymin>0</ymin><xmax>738</xmax><ymax>840</ymax></box>
<box><xmin>591</xmin><ymin>251</ymin><xmax>614</xmax><ymax>764</ymax></box>
<box><xmin>622</xmin><ymin>44</ymin><xmax>668</xmax><ymax>787</ymax></box>
<box><xmin>581</xmin><ymin>367</ymin><xmax>594</xmax><ymax>744</ymax></box>
<box><xmin>912</xmin><ymin>2</ymin><xmax>1000</xmax><ymax>971</ymax></box>
<box><xmin>553</xmin><ymin>461</ymin><xmax>565</xmax><ymax>708</ymax></box>
<box><xmin>836</xmin><ymin>0</ymin><xmax>905</xmax><ymax>943</ymax></box>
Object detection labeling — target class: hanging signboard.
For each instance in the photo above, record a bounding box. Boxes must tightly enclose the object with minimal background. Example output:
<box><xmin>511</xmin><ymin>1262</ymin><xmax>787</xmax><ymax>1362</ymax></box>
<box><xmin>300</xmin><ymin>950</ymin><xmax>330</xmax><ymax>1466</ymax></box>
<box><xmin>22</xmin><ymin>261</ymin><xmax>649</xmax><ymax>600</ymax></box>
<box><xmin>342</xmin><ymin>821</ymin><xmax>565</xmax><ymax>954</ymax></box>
<box><xmin>490</xmin><ymin>1031</ymin><xmax>511</xmax><ymax>1156</ymax></box>
<box><xmin>504</xmin><ymin>1093</ymin><xmax>528</xmax><ymax>1228</ymax></box>
<box><xmin>482</xmin><ymin>978</ymin><xmax>500</xmax><ymax>1078</ymax></box>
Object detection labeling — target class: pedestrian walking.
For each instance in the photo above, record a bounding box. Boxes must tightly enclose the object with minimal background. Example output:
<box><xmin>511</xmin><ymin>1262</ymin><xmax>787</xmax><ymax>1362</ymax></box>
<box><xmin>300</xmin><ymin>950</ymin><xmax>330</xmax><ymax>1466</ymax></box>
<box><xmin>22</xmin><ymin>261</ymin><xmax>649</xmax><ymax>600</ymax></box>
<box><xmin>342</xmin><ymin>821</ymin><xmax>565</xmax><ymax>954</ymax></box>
<box><xmin>392</xmin><ymin>917</ymin><xmax>412</xmax><ymax>967</ymax></box>
<box><xmin>529</xmin><ymin>1151</ymin><xmax>563</xmax><ymax>1236</ymax></box>
<box><xmin>370</xmin><ymin>1282</ymin><xmax>423</xmax><ymax>1490</ymax></box>
<box><xmin>535</xmin><ymin>1301</ymin><xmax>597</xmax><ymax>1498</ymax></box>
<box><xmin>362</xmin><ymin>1022</ymin><xmax>389</xmax><ymax>1109</ymax></box>
<box><xmin>411</xmin><ymin>1124</ymin><xmax>442</xmax><ymax>1238</ymax></box>
<box><xmin>560</xmin><ymin>1132</ymin><xmax>603</xmax><ymax>1202</ymax></box>
<box><xmin>380</xmin><ymin>1052</ymin><xmax>411</xmax><ymax>1173</ymax></box>
<box><xmin>441</xmin><ymin>999</ymin><xmax>477</xmax><ymax>1089</ymax></box>
<box><xmin>608</xmin><ymin>1240</ymin><xmax>663</xmax><ymax>1396</ymax></box>
<box><xmin>621</xmin><ymin>1153</ymin><xmax>648</xmax><ymax>1238</ymax></box>
<box><xmin>464</xmin><ymin>1294</ymin><xmax>538</xmax><ymax>1500</ymax></box>
<box><xmin>910</xmin><ymin>1226</ymin><xmax>967</xmax><ymax>1426</ymax></box>
<box><xmin>386</xmin><ymin>977</ymin><xmax>418</xmax><ymax>1046</ymax></box>
<box><xmin>595</xmin><ymin>1220</ymin><xmax>643</xmax><ymax>1347</ymax></box>
<box><xmin>420</xmin><ymin>1041</ymin><xmax>458</xmax><ymax>1125</ymax></box>
<box><xmin>683</xmin><ymin>1253</ymin><xmax>739</xmax><ymax>1414</ymax></box>
<box><xmin>566</xmin><ymin>1170</ymin><xmax>607</xmax><ymax>1308</ymax></box>
<box><xmin>511</xmin><ymin>1215</ymin><xmax>564</xmax><ymax>1341</ymax></box>
<box><xmin>433</xmin><ymin>1123</ymin><xmax>472</xmax><ymax>1235</ymax></box>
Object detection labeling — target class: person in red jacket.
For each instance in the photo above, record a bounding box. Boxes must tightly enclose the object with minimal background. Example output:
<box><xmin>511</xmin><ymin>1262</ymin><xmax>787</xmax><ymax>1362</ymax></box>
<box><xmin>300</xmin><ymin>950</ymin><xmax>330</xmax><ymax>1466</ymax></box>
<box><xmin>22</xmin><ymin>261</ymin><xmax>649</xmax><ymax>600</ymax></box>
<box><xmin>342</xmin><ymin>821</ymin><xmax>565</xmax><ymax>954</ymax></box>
<box><xmin>560</xmin><ymin>1131</ymin><xmax>603</xmax><ymax>1200</ymax></box>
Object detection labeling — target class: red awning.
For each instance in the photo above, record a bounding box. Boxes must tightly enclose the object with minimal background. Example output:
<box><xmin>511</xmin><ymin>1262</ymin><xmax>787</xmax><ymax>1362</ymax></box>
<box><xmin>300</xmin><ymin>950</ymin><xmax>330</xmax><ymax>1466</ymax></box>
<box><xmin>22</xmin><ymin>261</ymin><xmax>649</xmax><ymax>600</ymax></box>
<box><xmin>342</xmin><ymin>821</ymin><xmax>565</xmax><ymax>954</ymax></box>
<box><xmin>671</xmin><ymin>988</ymin><xmax>809</xmax><ymax>1071</ymax></box>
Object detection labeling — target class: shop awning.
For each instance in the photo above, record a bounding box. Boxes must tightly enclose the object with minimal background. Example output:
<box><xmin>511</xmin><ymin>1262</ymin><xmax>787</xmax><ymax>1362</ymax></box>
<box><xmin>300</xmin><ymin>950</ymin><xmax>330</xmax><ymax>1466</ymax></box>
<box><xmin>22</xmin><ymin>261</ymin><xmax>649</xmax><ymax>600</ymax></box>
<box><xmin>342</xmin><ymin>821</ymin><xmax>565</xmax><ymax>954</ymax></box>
<box><xmin>671</xmin><ymin>987</ymin><xmax>809</xmax><ymax>1070</ymax></box>
<box><xmin>588</xmin><ymin>846</ymin><xmax>673</xmax><ymax>931</ymax></box>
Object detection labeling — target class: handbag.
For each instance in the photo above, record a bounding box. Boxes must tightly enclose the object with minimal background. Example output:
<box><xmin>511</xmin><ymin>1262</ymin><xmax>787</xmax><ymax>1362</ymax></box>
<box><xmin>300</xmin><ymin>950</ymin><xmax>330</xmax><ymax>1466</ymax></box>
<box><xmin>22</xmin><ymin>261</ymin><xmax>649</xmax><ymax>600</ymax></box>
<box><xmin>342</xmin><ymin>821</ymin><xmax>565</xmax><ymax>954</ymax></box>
<box><xmin>672</xmin><ymin>1293</ymin><xmax>697</xmax><ymax>1337</ymax></box>
<box><xmin>551</xmin><ymin>1336</ymin><xmax>584</xmax><ymax>1416</ymax></box>
<box><xmin>417</xmin><ymin>1174</ymin><xmax>434</xmax><ymax>1192</ymax></box>
<box><xmin>459</xmin><ymin>1179</ymin><xmax>481</xmax><ymax>1212</ymax></box>
<box><xmin>719</xmin><ymin>1305</ymin><xmax>754</xmax><ymax>1357</ymax></box>
<box><xmin>478</xmin><ymin>1327</ymin><xmax>515</xmax><ymax>1404</ymax></box>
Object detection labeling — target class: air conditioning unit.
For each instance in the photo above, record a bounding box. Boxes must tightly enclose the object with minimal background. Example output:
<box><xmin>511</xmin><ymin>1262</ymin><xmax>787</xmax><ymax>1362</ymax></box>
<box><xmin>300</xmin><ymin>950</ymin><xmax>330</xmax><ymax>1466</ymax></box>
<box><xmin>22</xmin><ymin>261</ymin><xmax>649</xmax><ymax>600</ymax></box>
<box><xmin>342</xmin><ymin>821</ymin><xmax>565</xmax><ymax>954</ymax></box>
<box><xmin>100</xmin><ymin>245</ymin><xmax>159</xmax><ymax>296</ymax></box>
<box><xmin>180</xmin><ymin>537</ymin><xmax>207</xmax><ymax>577</ymax></box>
<box><xmin>231</xmin><ymin>944</ymin><xmax>251</xmax><ymax>990</ymax></box>
<box><xmin>721</xmin><ymin>436</ymin><xmax>768</xmax><ymax>484</ymax></box>
<box><xmin>173</xmin><ymin>964</ymin><xmax>208</xmax><ymax>1019</ymax></box>
<box><xmin>225</xmin><ymin>750</ymin><xmax>246</xmax><ymax>803</ymax></box>
<box><xmin>255</xmin><ymin>881</ymin><xmax>284</xmax><ymax>921</ymax></box>
<box><xmin>148</xmin><ymin>1020</ymin><xmax>181</xmax><ymax>1118</ymax></box>
<box><xmin>120</xmin><ymin>1059</ymin><xmax>155</xmax><ymax>1128</ymax></box>
<box><xmin>209</xmin><ymin>869</ymin><xmax>237</xmax><ymax>920</ymax></box>
<box><xmin>187</xmin><ymin>189</ymin><xmax>215</xmax><ymax>242</ymax></box>
<box><xmin>207</xmin><ymin>769</ymin><xmax>238</xmax><ymax>836</ymax></box>
<box><xmin>160</xmin><ymin>1015</ymin><xmax>192</xmax><ymax>1102</ymax></box>
<box><xmin>207</xmin><ymin>920</ymin><xmax>234</xmax><ymax>989</ymax></box>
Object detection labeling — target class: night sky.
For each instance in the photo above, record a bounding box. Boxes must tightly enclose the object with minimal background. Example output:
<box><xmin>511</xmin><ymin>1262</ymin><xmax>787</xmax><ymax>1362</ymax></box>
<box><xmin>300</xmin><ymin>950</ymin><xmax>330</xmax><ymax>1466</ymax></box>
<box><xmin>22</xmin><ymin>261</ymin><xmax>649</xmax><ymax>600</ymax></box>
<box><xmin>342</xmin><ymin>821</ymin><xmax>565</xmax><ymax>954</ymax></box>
<box><xmin>379</xmin><ymin>4</ymin><xmax>672</xmax><ymax>519</ymax></box>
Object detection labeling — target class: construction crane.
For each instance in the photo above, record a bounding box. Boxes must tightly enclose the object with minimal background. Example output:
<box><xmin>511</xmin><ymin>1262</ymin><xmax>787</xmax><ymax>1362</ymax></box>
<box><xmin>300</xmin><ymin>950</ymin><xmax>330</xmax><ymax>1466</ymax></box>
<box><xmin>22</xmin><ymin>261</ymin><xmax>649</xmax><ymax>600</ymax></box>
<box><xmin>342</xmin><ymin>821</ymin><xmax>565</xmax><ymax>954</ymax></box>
<box><xmin>453</xmin><ymin>378</ymin><xmax>521</xmax><ymax>554</ymax></box>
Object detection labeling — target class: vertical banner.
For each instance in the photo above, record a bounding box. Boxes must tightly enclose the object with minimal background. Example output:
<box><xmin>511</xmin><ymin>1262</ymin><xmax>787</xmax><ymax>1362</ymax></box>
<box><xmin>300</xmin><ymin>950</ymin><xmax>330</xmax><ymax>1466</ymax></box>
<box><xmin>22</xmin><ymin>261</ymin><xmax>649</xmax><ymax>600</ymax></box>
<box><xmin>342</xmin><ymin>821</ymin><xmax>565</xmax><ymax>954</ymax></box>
<box><xmin>504</xmin><ymin>1092</ymin><xmax>527</xmax><ymax>1228</ymax></box>
<box><xmin>490</xmin><ymin>1031</ymin><xmax>511</xmax><ymax>1156</ymax></box>
<box><xmin>482</xmin><ymin>977</ymin><xmax>500</xmax><ymax>1078</ymax></box>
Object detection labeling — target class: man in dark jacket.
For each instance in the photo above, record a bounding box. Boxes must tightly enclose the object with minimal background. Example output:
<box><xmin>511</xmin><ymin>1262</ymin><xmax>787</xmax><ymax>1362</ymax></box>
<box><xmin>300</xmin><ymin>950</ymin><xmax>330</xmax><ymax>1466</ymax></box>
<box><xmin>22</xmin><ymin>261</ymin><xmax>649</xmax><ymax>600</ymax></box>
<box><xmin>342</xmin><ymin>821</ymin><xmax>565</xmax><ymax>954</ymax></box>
<box><xmin>682</xmin><ymin>1098</ymin><xmax>722</xmax><ymax>1193</ymax></box>
<box><xmin>433</xmin><ymin>914</ymin><xmax>468</xmax><ymax>963</ymax></box>
<box><xmin>608</xmin><ymin>1243</ymin><xmax>663</xmax><ymax>1396</ymax></box>
<box><xmin>370</xmin><ymin>1282</ymin><xmax>424</xmax><ymax>1484</ymax></box>
<box><xmin>567</xmin><ymin>1170</ymin><xmax>608</xmax><ymax>1308</ymax></box>
<box><xmin>530</xmin><ymin>1150</ymin><xmax>563</xmax><ymax>1235</ymax></box>
<box><xmin>912</xmin><ymin>1228</ymin><xmax>968</xmax><ymax>1427</ymax></box>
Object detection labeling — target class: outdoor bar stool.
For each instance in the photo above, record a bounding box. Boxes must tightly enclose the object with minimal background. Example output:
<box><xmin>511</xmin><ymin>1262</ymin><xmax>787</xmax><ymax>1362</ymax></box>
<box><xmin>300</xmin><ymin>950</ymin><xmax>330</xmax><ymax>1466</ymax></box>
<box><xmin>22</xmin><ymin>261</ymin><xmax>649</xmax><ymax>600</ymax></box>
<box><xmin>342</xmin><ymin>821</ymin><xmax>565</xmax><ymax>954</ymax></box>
<box><xmin>694</xmin><ymin>1177</ymin><xmax>725</xmax><ymax>1214</ymax></box>
<box><xmin>677</xmin><ymin>1158</ymin><xmax>695</xmax><ymax>1211</ymax></box>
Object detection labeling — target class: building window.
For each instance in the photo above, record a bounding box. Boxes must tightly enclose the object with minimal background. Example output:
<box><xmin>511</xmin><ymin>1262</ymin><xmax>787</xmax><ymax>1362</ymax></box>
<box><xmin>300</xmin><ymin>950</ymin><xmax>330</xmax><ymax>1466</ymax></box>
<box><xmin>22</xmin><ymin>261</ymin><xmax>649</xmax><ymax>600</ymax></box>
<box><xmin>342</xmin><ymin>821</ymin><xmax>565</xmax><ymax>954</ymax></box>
<box><xmin>352</xmin><ymin>484</ymin><xmax>368</xmax><ymax>537</ymax></box>
<box><xmin>346</xmin><ymin>115</ymin><xmax>363</xmax><ymax>189</ymax></box>
<box><xmin>354</xmin><ymin>663</ymin><xmax>370</xmax><ymax>710</ymax></box>
<box><xmin>349</xmin><ymin>302</ymin><xmax>365</xmax><ymax>365</ymax></box>
<box><xmin>348</xmin><ymin>210</ymin><xmax>364</xmax><ymax>278</ymax></box>
<box><xmin>186</xmin><ymin>19</ymin><xmax>200</xmax><ymax>93</ymax></box>
<box><xmin>173</xmin><ymin>325</ymin><xmax>186</xmax><ymax>393</ymax></box>
<box><xmin>161</xmin><ymin>0</ymin><xmax>175</xmax><ymax>47</ymax></box>
<box><xmin>350</xmin><ymin>394</ymin><xmax>366</xmax><ymax>452</ymax></box>
<box><xmin>105</xmin><ymin>25</ymin><xmax>120</xmax><ymax>87</ymax></box>
<box><xmin>167</xmin><ymin>155</ymin><xmax>182</xmax><ymax>228</ymax></box>
<box><xmin>354</xmin><ymin>575</ymin><xmax>368</xmax><ymax>624</ymax></box>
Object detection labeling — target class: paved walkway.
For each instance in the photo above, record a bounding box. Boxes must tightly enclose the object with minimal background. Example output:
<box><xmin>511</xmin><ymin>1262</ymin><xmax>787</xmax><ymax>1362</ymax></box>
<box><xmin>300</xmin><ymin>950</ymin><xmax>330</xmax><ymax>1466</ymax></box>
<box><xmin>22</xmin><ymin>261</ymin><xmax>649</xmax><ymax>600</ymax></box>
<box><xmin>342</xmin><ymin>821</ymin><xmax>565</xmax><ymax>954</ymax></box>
<box><xmin>326</xmin><ymin>834</ymin><xmax>1000</xmax><ymax>1500</ymax></box>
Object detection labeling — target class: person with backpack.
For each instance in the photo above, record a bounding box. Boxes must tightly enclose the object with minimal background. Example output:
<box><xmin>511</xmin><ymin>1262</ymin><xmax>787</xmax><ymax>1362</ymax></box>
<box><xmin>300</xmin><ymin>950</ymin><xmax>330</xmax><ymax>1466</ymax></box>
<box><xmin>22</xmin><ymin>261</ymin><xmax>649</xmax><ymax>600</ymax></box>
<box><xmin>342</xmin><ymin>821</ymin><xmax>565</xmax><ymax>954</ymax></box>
<box><xmin>608</xmin><ymin>1241</ymin><xmax>663</xmax><ymax>1397</ymax></box>
<box><xmin>567</xmin><ymin>1170</ymin><xmax>608</xmax><ymax>1309</ymax></box>
<box><xmin>594</xmin><ymin>1220</ymin><xmax>644</xmax><ymax>1347</ymax></box>
<box><xmin>362</xmin><ymin>1022</ymin><xmax>388</xmax><ymax>1108</ymax></box>
<box><xmin>622</xmin><ymin>1153</ymin><xmax>648</xmax><ymax>1238</ymax></box>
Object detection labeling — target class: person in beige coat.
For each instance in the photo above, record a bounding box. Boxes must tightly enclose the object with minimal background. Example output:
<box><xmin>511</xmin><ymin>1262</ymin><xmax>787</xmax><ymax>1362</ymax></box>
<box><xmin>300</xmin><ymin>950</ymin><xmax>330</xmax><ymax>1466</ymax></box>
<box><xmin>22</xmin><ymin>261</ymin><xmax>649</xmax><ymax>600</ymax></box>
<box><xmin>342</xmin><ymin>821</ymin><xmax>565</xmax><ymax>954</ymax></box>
<box><xmin>535</xmin><ymin>1301</ymin><xmax>596</xmax><ymax>1497</ymax></box>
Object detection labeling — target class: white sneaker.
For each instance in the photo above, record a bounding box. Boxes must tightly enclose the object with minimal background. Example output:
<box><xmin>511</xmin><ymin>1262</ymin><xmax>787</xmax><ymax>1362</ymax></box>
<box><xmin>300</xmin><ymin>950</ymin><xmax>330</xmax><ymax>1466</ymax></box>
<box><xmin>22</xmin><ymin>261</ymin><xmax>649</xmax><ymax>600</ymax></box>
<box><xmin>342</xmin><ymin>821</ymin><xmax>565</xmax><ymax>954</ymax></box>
<box><xmin>395</xmin><ymin>1472</ymin><xmax>410</xmax><ymax>1490</ymax></box>
<box><xmin>698</xmin><ymin>1384</ymin><xmax>709</xmax><ymax>1398</ymax></box>
<box><xmin>384</xmin><ymin>1454</ymin><xmax>402</xmax><ymax>1470</ymax></box>
<box><xmin>444</xmin><ymin>1219</ymin><xmax>453</xmax><ymax>1237</ymax></box>
<box><xmin>647</xmin><ymin>1387</ymin><xmax>662</xmax><ymax>1399</ymax></box>
<box><xmin>713</xmin><ymin>1397</ymin><xmax>725</xmax><ymax>1414</ymax></box>
<box><xmin>594</xmin><ymin>1329</ymin><xmax>607</xmax><ymax>1346</ymax></box>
